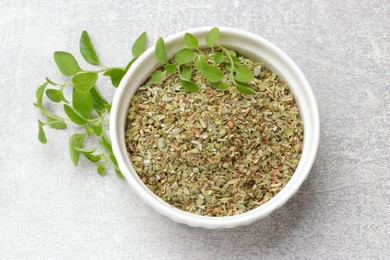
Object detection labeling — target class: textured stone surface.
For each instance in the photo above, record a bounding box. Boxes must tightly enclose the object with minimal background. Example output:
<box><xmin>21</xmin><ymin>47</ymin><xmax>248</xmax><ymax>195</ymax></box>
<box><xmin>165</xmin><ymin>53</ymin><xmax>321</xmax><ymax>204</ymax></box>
<box><xmin>1</xmin><ymin>0</ymin><xmax>389</xmax><ymax>259</ymax></box>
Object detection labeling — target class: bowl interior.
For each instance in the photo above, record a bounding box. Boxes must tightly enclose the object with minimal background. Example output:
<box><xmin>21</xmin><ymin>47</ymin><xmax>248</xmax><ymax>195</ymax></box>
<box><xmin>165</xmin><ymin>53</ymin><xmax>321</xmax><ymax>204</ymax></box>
<box><xmin>110</xmin><ymin>27</ymin><xmax>319</xmax><ymax>228</ymax></box>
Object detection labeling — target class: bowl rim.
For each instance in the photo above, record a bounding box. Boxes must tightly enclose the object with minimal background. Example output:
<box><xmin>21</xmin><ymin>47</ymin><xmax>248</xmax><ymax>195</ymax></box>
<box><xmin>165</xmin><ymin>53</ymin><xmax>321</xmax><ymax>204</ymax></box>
<box><xmin>110</xmin><ymin>26</ymin><xmax>320</xmax><ymax>228</ymax></box>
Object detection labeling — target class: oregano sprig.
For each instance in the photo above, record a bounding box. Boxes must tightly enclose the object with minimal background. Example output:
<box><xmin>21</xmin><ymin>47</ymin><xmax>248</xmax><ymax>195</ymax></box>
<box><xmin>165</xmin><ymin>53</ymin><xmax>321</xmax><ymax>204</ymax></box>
<box><xmin>151</xmin><ymin>27</ymin><xmax>256</xmax><ymax>95</ymax></box>
<box><xmin>35</xmin><ymin>27</ymin><xmax>257</xmax><ymax>178</ymax></box>
<box><xmin>34</xmin><ymin>31</ymin><xmax>147</xmax><ymax>177</ymax></box>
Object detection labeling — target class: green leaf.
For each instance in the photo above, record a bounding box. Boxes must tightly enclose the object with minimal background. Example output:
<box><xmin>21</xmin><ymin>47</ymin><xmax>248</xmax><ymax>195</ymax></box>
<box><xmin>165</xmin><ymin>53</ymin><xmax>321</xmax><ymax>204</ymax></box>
<box><xmin>97</xmin><ymin>163</ymin><xmax>106</xmax><ymax>175</ymax></box>
<box><xmin>184</xmin><ymin>33</ymin><xmax>199</xmax><ymax>49</ymax></box>
<box><xmin>47</xmin><ymin>121</ymin><xmax>67</xmax><ymax>129</ymax></box>
<box><xmin>125</xmin><ymin>58</ymin><xmax>137</xmax><ymax>72</ymax></box>
<box><xmin>228</xmin><ymin>50</ymin><xmax>237</xmax><ymax>56</ymax></box>
<box><xmin>36</xmin><ymin>83</ymin><xmax>48</xmax><ymax>105</ymax></box>
<box><xmin>225</xmin><ymin>63</ymin><xmax>232</xmax><ymax>71</ymax></box>
<box><xmin>45</xmin><ymin>77</ymin><xmax>60</xmax><ymax>86</ymax></box>
<box><xmin>86</xmin><ymin>127</ymin><xmax>94</xmax><ymax>136</ymax></box>
<box><xmin>90</xmin><ymin>86</ymin><xmax>109</xmax><ymax>112</ymax></box>
<box><xmin>132</xmin><ymin>32</ymin><xmax>147</xmax><ymax>58</ymax></box>
<box><xmin>104</xmin><ymin>103</ymin><xmax>111</xmax><ymax>112</ymax></box>
<box><xmin>164</xmin><ymin>64</ymin><xmax>177</xmax><ymax>74</ymax></box>
<box><xmin>38</xmin><ymin>120</ymin><xmax>47</xmax><ymax>144</ymax></box>
<box><xmin>101</xmin><ymin>133</ymin><xmax>113</xmax><ymax>154</ymax></box>
<box><xmin>225</xmin><ymin>49</ymin><xmax>240</xmax><ymax>63</ymax></box>
<box><xmin>80</xmin><ymin>31</ymin><xmax>101</xmax><ymax>65</ymax></box>
<box><xmin>201</xmin><ymin>66</ymin><xmax>223</xmax><ymax>82</ymax></box>
<box><xmin>206</xmin><ymin>27</ymin><xmax>220</xmax><ymax>47</ymax></box>
<box><xmin>181</xmin><ymin>80</ymin><xmax>199</xmax><ymax>93</ymax></box>
<box><xmin>69</xmin><ymin>133</ymin><xmax>86</xmax><ymax>166</ymax></box>
<box><xmin>115</xmin><ymin>169</ymin><xmax>124</xmax><ymax>178</ymax></box>
<box><xmin>194</xmin><ymin>57</ymin><xmax>208</xmax><ymax>71</ymax></box>
<box><xmin>73</xmin><ymin>91</ymin><xmax>93</xmax><ymax>119</ymax></box>
<box><xmin>174</xmin><ymin>48</ymin><xmax>195</xmax><ymax>65</ymax></box>
<box><xmin>211</xmin><ymin>81</ymin><xmax>228</xmax><ymax>90</ymax></box>
<box><xmin>109</xmin><ymin>152</ymin><xmax>118</xmax><ymax>165</ymax></box>
<box><xmin>64</xmin><ymin>104</ymin><xmax>88</xmax><ymax>125</ymax></box>
<box><xmin>155</xmin><ymin>37</ymin><xmax>168</xmax><ymax>64</ymax></box>
<box><xmin>214</xmin><ymin>52</ymin><xmax>224</xmax><ymax>64</ymax></box>
<box><xmin>75</xmin><ymin>147</ymin><xmax>97</xmax><ymax>153</ymax></box>
<box><xmin>180</xmin><ymin>66</ymin><xmax>192</xmax><ymax>81</ymax></box>
<box><xmin>235</xmin><ymin>66</ymin><xmax>254</xmax><ymax>82</ymax></box>
<box><xmin>151</xmin><ymin>70</ymin><xmax>165</xmax><ymax>83</ymax></box>
<box><xmin>103</xmin><ymin>68</ymin><xmax>126</xmax><ymax>88</ymax></box>
<box><xmin>231</xmin><ymin>55</ymin><xmax>241</xmax><ymax>63</ymax></box>
<box><xmin>54</xmin><ymin>51</ymin><xmax>81</xmax><ymax>76</ymax></box>
<box><xmin>83</xmin><ymin>152</ymin><xmax>101</xmax><ymax>163</ymax></box>
<box><xmin>47</xmin><ymin>116</ymin><xmax>67</xmax><ymax>129</ymax></box>
<box><xmin>72</xmin><ymin>72</ymin><xmax>98</xmax><ymax>92</ymax></box>
<box><xmin>46</xmin><ymin>89</ymin><xmax>65</xmax><ymax>103</ymax></box>
<box><xmin>90</xmin><ymin>125</ymin><xmax>103</xmax><ymax>136</ymax></box>
<box><xmin>236</xmin><ymin>82</ymin><xmax>256</xmax><ymax>95</ymax></box>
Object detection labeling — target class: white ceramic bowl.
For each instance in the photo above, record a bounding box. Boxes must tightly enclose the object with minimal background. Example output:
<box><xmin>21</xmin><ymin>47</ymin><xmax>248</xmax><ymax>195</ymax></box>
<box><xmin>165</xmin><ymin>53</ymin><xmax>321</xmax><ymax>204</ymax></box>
<box><xmin>110</xmin><ymin>27</ymin><xmax>320</xmax><ymax>229</ymax></box>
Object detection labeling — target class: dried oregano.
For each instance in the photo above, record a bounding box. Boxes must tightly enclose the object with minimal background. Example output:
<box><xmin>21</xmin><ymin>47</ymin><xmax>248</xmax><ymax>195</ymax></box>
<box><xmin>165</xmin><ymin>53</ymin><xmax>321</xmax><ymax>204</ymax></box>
<box><xmin>125</xmin><ymin>48</ymin><xmax>303</xmax><ymax>216</ymax></box>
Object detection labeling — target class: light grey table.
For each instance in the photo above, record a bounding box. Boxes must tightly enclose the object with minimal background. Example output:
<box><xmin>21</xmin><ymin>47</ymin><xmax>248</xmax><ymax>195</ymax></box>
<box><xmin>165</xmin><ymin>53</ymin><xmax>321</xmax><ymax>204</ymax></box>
<box><xmin>1</xmin><ymin>0</ymin><xmax>389</xmax><ymax>259</ymax></box>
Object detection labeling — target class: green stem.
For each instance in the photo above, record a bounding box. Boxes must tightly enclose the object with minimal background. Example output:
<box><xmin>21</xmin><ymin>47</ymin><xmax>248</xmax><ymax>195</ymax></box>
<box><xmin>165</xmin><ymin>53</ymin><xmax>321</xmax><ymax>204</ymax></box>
<box><xmin>82</xmin><ymin>68</ymin><xmax>110</xmax><ymax>74</ymax></box>
<box><xmin>35</xmin><ymin>103</ymin><xmax>70</xmax><ymax>123</ymax></box>
<box><xmin>219</xmin><ymin>46</ymin><xmax>236</xmax><ymax>84</ymax></box>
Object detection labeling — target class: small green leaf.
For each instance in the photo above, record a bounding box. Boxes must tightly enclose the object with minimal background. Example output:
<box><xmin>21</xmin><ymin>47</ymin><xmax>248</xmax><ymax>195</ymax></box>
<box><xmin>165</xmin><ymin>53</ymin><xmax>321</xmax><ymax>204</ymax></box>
<box><xmin>103</xmin><ymin>68</ymin><xmax>126</xmax><ymax>88</ymax></box>
<box><xmin>151</xmin><ymin>70</ymin><xmax>165</xmax><ymax>83</ymax></box>
<box><xmin>90</xmin><ymin>125</ymin><xmax>103</xmax><ymax>136</ymax></box>
<box><xmin>64</xmin><ymin>104</ymin><xmax>88</xmax><ymax>125</ymax></box>
<box><xmin>132</xmin><ymin>32</ymin><xmax>147</xmax><ymax>58</ymax></box>
<box><xmin>180</xmin><ymin>66</ymin><xmax>192</xmax><ymax>81</ymax></box>
<box><xmin>174</xmin><ymin>48</ymin><xmax>195</xmax><ymax>65</ymax></box>
<box><xmin>184</xmin><ymin>33</ymin><xmax>199</xmax><ymax>49</ymax></box>
<box><xmin>45</xmin><ymin>77</ymin><xmax>60</xmax><ymax>86</ymax></box>
<box><xmin>38</xmin><ymin>120</ymin><xmax>47</xmax><ymax>144</ymax></box>
<box><xmin>201</xmin><ymin>66</ymin><xmax>223</xmax><ymax>82</ymax></box>
<box><xmin>155</xmin><ymin>37</ymin><xmax>168</xmax><ymax>64</ymax></box>
<box><xmin>73</xmin><ymin>91</ymin><xmax>93</xmax><ymax>119</ymax></box>
<box><xmin>235</xmin><ymin>66</ymin><xmax>254</xmax><ymax>82</ymax></box>
<box><xmin>75</xmin><ymin>147</ymin><xmax>97</xmax><ymax>153</ymax></box>
<box><xmin>97</xmin><ymin>163</ymin><xmax>106</xmax><ymax>175</ymax></box>
<box><xmin>181</xmin><ymin>80</ymin><xmax>199</xmax><ymax>92</ymax></box>
<box><xmin>83</xmin><ymin>152</ymin><xmax>101</xmax><ymax>163</ymax></box>
<box><xmin>47</xmin><ymin>121</ymin><xmax>67</xmax><ymax>129</ymax></box>
<box><xmin>46</xmin><ymin>89</ymin><xmax>65</xmax><ymax>103</ymax></box>
<box><xmin>206</xmin><ymin>27</ymin><xmax>220</xmax><ymax>47</ymax></box>
<box><xmin>86</xmin><ymin>127</ymin><xmax>94</xmax><ymax>136</ymax></box>
<box><xmin>226</xmin><ymin>49</ymin><xmax>240</xmax><ymax>63</ymax></box>
<box><xmin>109</xmin><ymin>152</ymin><xmax>118</xmax><ymax>165</ymax></box>
<box><xmin>72</xmin><ymin>72</ymin><xmax>98</xmax><ymax>92</ymax></box>
<box><xmin>69</xmin><ymin>133</ymin><xmax>86</xmax><ymax>166</ymax></box>
<box><xmin>90</xmin><ymin>86</ymin><xmax>109</xmax><ymax>112</ymax></box>
<box><xmin>101</xmin><ymin>133</ymin><xmax>113</xmax><ymax>154</ymax></box>
<box><xmin>214</xmin><ymin>52</ymin><xmax>224</xmax><ymax>64</ymax></box>
<box><xmin>54</xmin><ymin>51</ymin><xmax>81</xmax><ymax>76</ymax></box>
<box><xmin>104</xmin><ymin>103</ymin><xmax>112</xmax><ymax>112</ymax></box>
<box><xmin>231</xmin><ymin>55</ymin><xmax>241</xmax><ymax>63</ymax></box>
<box><xmin>125</xmin><ymin>58</ymin><xmax>137</xmax><ymax>72</ymax></box>
<box><xmin>211</xmin><ymin>81</ymin><xmax>228</xmax><ymax>90</ymax></box>
<box><xmin>164</xmin><ymin>64</ymin><xmax>177</xmax><ymax>74</ymax></box>
<box><xmin>194</xmin><ymin>57</ymin><xmax>208</xmax><ymax>71</ymax></box>
<box><xmin>47</xmin><ymin>116</ymin><xmax>67</xmax><ymax>129</ymax></box>
<box><xmin>228</xmin><ymin>50</ymin><xmax>237</xmax><ymax>56</ymax></box>
<box><xmin>36</xmin><ymin>83</ymin><xmax>48</xmax><ymax>105</ymax></box>
<box><xmin>236</xmin><ymin>82</ymin><xmax>256</xmax><ymax>95</ymax></box>
<box><xmin>80</xmin><ymin>31</ymin><xmax>101</xmax><ymax>65</ymax></box>
<box><xmin>115</xmin><ymin>169</ymin><xmax>124</xmax><ymax>178</ymax></box>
